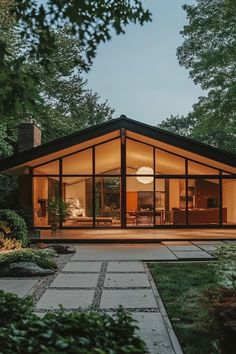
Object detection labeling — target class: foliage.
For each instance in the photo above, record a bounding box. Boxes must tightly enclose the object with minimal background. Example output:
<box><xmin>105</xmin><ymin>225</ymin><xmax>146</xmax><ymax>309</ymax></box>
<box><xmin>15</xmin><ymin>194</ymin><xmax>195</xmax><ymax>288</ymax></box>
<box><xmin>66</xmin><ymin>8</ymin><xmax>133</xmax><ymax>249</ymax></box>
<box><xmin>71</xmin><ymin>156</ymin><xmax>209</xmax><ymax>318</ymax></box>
<box><xmin>11</xmin><ymin>0</ymin><xmax>151</xmax><ymax>67</ymax></box>
<box><xmin>0</xmin><ymin>175</ymin><xmax>18</xmax><ymax>209</ymax></box>
<box><xmin>201</xmin><ymin>287</ymin><xmax>236</xmax><ymax>354</ymax></box>
<box><xmin>0</xmin><ymin>291</ymin><xmax>34</xmax><ymax>327</ymax></box>
<box><xmin>48</xmin><ymin>198</ymin><xmax>72</xmax><ymax>231</ymax></box>
<box><xmin>210</xmin><ymin>243</ymin><xmax>236</xmax><ymax>289</ymax></box>
<box><xmin>0</xmin><ymin>234</ymin><xmax>22</xmax><ymax>252</ymax></box>
<box><xmin>0</xmin><ymin>209</ymin><xmax>28</xmax><ymax>246</ymax></box>
<box><xmin>160</xmin><ymin>0</ymin><xmax>236</xmax><ymax>153</ymax></box>
<box><xmin>0</xmin><ymin>291</ymin><xmax>146</xmax><ymax>354</ymax></box>
<box><xmin>0</xmin><ymin>1</ymin><xmax>151</xmax><ymax>135</ymax></box>
<box><xmin>158</xmin><ymin>114</ymin><xmax>196</xmax><ymax>137</ymax></box>
<box><xmin>0</xmin><ymin>249</ymin><xmax>58</xmax><ymax>270</ymax></box>
<box><xmin>16</xmin><ymin>205</ymin><xmax>34</xmax><ymax>230</ymax></box>
<box><xmin>0</xmin><ymin>124</ymin><xmax>13</xmax><ymax>157</ymax></box>
<box><xmin>149</xmin><ymin>262</ymin><xmax>218</xmax><ymax>354</ymax></box>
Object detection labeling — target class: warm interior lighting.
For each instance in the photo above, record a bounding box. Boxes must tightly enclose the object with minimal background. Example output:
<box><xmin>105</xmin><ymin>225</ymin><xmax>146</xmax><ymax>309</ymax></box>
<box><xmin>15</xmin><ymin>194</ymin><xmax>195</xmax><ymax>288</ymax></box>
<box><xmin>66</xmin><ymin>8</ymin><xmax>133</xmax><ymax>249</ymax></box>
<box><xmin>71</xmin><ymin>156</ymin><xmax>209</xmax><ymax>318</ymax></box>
<box><xmin>136</xmin><ymin>166</ymin><xmax>153</xmax><ymax>184</ymax></box>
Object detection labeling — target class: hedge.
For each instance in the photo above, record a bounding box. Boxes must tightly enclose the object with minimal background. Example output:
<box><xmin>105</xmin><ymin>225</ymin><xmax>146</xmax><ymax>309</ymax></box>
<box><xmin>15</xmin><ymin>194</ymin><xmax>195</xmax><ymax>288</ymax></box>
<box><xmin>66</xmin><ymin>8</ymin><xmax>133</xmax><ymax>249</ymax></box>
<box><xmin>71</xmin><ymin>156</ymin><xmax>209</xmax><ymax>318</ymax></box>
<box><xmin>0</xmin><ymin>291</ymin><xmax>146</xmax><ymax>353</ymax></box>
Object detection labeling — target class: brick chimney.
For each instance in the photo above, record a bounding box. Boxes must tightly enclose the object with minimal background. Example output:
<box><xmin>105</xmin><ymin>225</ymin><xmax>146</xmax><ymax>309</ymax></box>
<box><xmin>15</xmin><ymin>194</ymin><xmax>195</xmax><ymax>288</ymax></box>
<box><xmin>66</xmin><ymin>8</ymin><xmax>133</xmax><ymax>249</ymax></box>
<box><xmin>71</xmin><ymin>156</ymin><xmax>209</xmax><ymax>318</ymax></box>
<box><xmin>18</xmin><ymin>123</ymin><xmax>41</xmax><ymax>152</ymax></box>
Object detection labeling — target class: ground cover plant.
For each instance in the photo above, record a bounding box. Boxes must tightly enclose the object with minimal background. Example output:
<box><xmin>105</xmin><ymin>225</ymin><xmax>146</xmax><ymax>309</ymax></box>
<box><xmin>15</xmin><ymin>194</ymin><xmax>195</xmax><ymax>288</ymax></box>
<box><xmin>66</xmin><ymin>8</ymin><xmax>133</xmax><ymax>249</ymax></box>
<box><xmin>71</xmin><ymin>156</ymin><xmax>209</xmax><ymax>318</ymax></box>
<box><xmin>149</xmin><ymin>246</ymin><xmax>236</xmax><ymax>354</ymax></box>
<box><xmin>0</xmin><ymin>291</ymin><xmax>146</xmax><ymax>354</ymax></box>
<box><xmin>0</xmin><ymin>248</ymin><xmax>57</xmax><ymax>270</ymax></box>
<box><xmin>149</xmin><ymin>262</ymin><xmax>218</xmax><ymax>354</ymax></box>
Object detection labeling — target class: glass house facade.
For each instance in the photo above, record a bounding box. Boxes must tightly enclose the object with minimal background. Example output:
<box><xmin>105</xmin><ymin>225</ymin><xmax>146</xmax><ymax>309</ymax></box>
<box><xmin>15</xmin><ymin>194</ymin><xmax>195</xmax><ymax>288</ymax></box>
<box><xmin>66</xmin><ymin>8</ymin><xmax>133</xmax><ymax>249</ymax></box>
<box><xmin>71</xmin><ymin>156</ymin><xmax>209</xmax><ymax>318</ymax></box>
<box><xmin>2</xmin><ymin>117</ymin><xmax>236</xmax><ymax>230</ymax></box>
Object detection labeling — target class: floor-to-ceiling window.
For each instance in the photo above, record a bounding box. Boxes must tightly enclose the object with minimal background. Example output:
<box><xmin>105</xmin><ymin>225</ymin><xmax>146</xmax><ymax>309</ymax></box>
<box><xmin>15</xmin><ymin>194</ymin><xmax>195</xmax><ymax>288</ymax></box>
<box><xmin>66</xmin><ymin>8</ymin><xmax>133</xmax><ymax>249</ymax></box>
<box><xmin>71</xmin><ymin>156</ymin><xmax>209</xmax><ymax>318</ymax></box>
<box><xmin>32</xmin><ymin>129</ymin><xmax>236</xmax><ymax>229</ymax></box>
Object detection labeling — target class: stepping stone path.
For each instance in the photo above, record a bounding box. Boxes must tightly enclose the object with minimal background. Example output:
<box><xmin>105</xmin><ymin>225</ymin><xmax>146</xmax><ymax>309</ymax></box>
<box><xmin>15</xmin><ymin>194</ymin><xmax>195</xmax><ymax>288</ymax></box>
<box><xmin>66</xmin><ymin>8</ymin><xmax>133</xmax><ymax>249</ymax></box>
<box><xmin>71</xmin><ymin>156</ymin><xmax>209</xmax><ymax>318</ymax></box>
<box><xmin>33</xmin><ymin>241</ymin><xmax>236</xmax><ymax>353</ymax></box>
<box><xmin>36</xmin><ymin>258</ymin><xmax>180</xmax><ymax>353</ymax></box>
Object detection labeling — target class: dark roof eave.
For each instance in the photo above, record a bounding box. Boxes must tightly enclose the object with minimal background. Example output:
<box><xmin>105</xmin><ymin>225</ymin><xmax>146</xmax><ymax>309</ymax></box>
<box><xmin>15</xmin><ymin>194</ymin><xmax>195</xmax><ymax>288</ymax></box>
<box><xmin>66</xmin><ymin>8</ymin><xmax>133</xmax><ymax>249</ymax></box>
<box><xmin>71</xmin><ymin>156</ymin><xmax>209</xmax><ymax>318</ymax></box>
<box><xmin>0</xmin><ymin>116</ymin><xmax>236</xmax><ymax>172</ymax></box>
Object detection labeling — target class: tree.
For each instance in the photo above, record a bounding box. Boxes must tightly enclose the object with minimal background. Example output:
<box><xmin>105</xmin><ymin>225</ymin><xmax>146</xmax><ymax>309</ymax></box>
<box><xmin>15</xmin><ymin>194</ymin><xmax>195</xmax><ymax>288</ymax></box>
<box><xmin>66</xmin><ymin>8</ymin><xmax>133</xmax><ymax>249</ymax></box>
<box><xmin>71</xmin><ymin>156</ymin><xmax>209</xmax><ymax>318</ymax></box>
<box><xmin>158</xmin><ymin>114</ymin><xmax>196</xmax><ymax>138</ymax></box>
<box><xmin>176</xmin><ymin>0</ymin><xmax>236</xmax><ymax>152</ymax></box>
<box><xmin>160</xmin><ymin>0</ymin><xmax>236</xmax><ymax>153</ymax></box>
<box><xmin>0</xmin><ymin>1</ymin><xmax>152</xmax><ymax>117</ymax></box>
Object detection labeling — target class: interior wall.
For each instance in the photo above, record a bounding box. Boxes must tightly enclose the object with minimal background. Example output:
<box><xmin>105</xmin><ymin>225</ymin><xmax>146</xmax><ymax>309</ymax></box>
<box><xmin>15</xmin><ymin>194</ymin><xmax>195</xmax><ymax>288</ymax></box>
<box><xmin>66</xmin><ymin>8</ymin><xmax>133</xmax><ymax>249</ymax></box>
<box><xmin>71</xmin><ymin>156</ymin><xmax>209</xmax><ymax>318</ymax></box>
<box><xmin>65</xmin><ymin>181</ymin><xmax>86</xmax><ymax>216</ymax></box>
<box><xmin>169</xmin><ymin>179</ymin><xmax>180</xmax><ymax>209</ymax></box>
<box><xmin>33</xmin><ymin>177</ymin><xmax>48</xmax><ymax>226</ymax></box>
<box><xmin>126</xmin><ymin>177</ymin><xmax>153</xmax><ymax>192</ymax></box>
<box><xmin>223</xmin><ymin>180</ymin><xmax>236</xmax><ymax>223</ymax></box>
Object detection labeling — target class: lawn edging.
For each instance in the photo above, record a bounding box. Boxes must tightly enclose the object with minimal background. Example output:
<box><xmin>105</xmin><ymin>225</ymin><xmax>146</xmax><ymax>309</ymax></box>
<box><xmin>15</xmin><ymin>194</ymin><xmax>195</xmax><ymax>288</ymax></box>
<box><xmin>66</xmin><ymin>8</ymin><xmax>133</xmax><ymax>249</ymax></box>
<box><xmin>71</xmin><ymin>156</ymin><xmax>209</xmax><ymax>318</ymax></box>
<box><xmin>144</xmin><ymin>263</ymin><xmax>183</xmax><ymax>354</ymax></box>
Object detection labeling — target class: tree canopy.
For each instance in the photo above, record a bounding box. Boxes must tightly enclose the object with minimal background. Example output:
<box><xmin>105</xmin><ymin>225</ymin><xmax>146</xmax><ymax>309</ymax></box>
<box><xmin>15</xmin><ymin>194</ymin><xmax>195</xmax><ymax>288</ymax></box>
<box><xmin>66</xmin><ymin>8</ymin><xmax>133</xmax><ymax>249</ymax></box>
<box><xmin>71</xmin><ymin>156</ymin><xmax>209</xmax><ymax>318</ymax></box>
<box><xmin>0</xmin><ymin>0</ymin><xmax>151</xmax><ymax>119</ymax></box>
<box><xmin>160</xmin><ymin>0</ymin><xmax>236</xmax><ymax>153</ymax></box>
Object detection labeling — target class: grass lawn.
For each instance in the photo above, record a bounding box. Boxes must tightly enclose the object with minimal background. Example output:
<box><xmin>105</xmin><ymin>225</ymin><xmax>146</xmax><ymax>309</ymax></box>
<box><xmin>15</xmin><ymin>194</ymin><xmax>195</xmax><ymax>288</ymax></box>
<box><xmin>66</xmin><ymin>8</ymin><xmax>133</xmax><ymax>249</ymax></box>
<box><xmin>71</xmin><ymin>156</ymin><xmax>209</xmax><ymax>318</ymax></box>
<box><xmin>149</xmin><ymin>262</ymin><xmax>218</xmax><ymax>354</ymax></box>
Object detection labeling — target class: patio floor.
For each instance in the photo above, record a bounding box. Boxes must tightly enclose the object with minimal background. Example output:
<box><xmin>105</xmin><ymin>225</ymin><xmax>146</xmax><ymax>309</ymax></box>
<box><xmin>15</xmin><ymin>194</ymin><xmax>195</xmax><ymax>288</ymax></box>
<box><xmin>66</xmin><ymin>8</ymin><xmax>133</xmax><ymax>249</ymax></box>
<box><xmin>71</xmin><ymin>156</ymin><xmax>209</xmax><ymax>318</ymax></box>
<box><xmin>39</xmin><ymin>228</ymin><xmax>236</xmax><ymax>241</ymax></box>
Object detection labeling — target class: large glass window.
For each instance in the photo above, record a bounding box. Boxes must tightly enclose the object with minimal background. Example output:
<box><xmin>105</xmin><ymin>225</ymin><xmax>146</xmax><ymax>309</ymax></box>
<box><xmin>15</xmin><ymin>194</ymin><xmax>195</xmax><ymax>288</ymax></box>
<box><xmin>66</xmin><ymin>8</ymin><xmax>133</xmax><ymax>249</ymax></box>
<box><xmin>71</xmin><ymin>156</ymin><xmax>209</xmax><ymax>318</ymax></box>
<box><xmin>155</xmin><ymin>179</ymin><xmax>186</xmax><ymax>225</ymax></box>
<box><xmin>62</xmin><ymin>177</ymin><xmax>93</xmax><ymax>227</ymax></box>
<box><xmin>222</xmin><ymin>179</ymin><xmax>236</xmax><ymax>225</ymax></box>
<box><xmin>155</xmin><ymin>149</ymin><xmax>185</xmax><ymax>175</ymax></box>
<box><xmin>63</xmin><ymin>149</ymin><xmax>92</xmax><ymax>175</ymax></box>
<box><xmin>126</xmin><ymin>139</ymin><xmax>153</xmax><ymax>174</ymax></box>
<box><xmin>188</xmin><ymin>161</ymin><xmax>219</xmax><ymax>175</ymax></box>
<box><xmin>33</xmin><ymin>160</ymin><xmax>59</xmax><ymax>175</ymax></box>
<box><xmin>33</xmin><ymin>176</ymin><xmax>59</xmax><ymax>227</ymax></box>
<box><xmin>95</xmin><ymin>139</ymin><xmax>121</xmax><ymax>175</ymax></box>
<box><xmin>126</xmin><ymin>177</ymin><xmax>154</xmax><ymax>227</ymax></box>
<box><xmin>188</xmin><ymin>179</ymin><xmax>220</xmax><ymax>225</ymax></box>
<box><xmin>95</xmin><ymin>177</ymin><xmax>121</xmax><ymax>227</ymax></box>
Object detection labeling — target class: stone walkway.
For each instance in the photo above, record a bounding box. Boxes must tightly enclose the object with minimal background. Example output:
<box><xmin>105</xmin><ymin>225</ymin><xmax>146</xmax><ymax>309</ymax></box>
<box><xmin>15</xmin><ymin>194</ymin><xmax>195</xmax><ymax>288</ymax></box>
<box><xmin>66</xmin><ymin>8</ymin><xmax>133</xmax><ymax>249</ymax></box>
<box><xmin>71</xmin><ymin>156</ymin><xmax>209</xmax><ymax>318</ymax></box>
<box><xmin>2</xmin><ymin>241</ymin><xmax>236</xmax><ymax>353</ymax></box>
<box><xmin>36</xmin><ymin>259</ymin><xmax>179</xmax><ymax>354</ymax></box>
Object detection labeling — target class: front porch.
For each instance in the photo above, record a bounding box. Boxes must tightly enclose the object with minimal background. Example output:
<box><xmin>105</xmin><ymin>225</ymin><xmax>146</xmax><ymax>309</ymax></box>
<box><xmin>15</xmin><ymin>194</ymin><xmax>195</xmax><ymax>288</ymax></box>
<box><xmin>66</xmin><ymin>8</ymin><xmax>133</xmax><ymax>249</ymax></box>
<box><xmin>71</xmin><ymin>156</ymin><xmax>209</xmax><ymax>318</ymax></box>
<box><xmin>38</xmin><ymin>228</ymin><xmax>236</xmax><ymax>242</ymax></box>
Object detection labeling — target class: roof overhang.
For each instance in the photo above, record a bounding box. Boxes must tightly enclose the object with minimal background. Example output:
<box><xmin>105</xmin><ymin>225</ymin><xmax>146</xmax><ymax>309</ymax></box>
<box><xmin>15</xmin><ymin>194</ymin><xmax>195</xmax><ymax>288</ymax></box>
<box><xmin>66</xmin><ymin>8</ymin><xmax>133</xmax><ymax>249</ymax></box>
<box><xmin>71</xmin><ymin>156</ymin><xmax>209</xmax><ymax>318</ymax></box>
<box><xmin>1</xmin><ymin>117</ymin><xmax>236</xmax><ymax>173</ymax></box>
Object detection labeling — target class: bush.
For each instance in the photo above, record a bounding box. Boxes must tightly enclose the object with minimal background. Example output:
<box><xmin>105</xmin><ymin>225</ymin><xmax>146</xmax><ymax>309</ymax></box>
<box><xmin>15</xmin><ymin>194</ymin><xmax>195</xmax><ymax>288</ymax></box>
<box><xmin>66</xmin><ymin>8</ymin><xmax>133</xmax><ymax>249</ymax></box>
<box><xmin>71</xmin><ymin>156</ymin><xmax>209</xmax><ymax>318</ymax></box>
<box><xmin>210</xmin><ymin>243</ymin><xmax>236</xmax><ymax>288</ymax></box>
<box><xmin>201</xmin><ymin>287</ymin><xmax>236</xmax><ymax>354</ymax></box>
<box><xmin>0</xmin><ymin>249</ymin><xmax>58</xmax><ymax>270</ymax></box>
<box><xmin>0</xmin><ymin>291</ymin><xmax>33</xmax><ymax>327</ymax></box>
<box><xmin>0</xmin><ymin>291</ymin><xmax>146</xmax><ymax>353</ymax></box>
<box><xmin>0</xmin><ymin>234</ymin><xmax>22</xmax><ymax>251</ymax></box>
<box><xmin>0</xmin><ymin>209</ymin><xmax>28</xmax><ymax>246</ymax></box>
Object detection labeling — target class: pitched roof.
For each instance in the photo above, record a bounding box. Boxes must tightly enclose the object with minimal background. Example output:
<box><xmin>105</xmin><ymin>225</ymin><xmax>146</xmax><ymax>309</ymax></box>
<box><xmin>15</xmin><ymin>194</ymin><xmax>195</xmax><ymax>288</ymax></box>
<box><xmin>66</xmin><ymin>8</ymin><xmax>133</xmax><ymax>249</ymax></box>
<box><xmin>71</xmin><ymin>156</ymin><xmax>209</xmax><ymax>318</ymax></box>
<box><xmin>1</xmin><ymin>115</ymin><xmax>236</xmax><ymax>172</ymax></box>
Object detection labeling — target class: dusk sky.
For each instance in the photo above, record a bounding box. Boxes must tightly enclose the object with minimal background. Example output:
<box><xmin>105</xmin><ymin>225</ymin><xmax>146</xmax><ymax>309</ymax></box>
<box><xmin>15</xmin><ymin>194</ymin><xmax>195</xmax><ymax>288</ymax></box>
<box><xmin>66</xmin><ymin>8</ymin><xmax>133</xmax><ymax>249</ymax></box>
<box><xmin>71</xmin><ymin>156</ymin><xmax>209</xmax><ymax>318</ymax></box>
<box><xmin>85</xmin><ymin>0</ymin><xmax>205</xmax><ymax>126</ymax></box>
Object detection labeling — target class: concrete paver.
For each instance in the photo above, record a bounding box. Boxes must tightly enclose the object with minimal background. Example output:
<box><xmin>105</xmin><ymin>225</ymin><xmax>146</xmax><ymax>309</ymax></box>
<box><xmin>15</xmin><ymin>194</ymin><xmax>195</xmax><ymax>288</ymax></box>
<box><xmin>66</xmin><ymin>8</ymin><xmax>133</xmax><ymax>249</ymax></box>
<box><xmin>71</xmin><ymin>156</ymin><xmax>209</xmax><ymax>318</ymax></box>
<box><xmin>72</xmin><ymin>244</ymin><xmax>177</xmax><ymax>261</ymax></box>
<box><xmin>100</xmin><ymin>289</ymin><xmax>158</xmax><ymax>309</ymax></box>
<box><xmin>0</xmin><ymin>279</ymin><xmax>38</xmax><ymax>298</ymax></box>
<box><xmin>107</xmin><ymin>261</ymin><xmax>145</xmax><ymax>272</ymax></box>
<box><xmin>104</xmin><ymin>273</ymin><xmax>150</xmax><ymax>288</ymax></box>
<box><xmin>36</xmin><ymin>289</ymin><xmax>94</xmax><ymax>309</ymax></box>
<box><xmin>50</xmin><ymin>273</ymin><xmax>99</xmax><ymax>288</ymax></box>
<box><xmin>167</xmin><ymin>245</ymin><xmax>200</xmax><ymax>251</ymax></box>
<box><xmin>172</xmin><ymin>250</ymin><xmax>213</xmax><ymax>259</ymax></box>
<box><xmin>62</xmin><ymin>261</ymin><xmax>102</xmax><ymax>272</ymax></box>
<box><xmin>132</xmin><ymin>312</ymin><xmax>175</xmax><ymax>354</ymax></box>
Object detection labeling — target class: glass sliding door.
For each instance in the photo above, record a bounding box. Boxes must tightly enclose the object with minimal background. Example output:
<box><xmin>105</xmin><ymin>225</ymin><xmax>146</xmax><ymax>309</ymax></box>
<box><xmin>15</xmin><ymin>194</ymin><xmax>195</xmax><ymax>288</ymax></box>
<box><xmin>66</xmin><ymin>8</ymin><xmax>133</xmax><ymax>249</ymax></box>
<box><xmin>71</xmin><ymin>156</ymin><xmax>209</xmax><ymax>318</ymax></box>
<box><xmin>126</xmin><ymin>177</ymin><xmax>154</xmax><ymax>227</ymax></box>
<box><xmin>187</xmin><ymin>178</ymin><xmax>220</xmax><ymax>225</ymax></box>
<box><xmin>95</xmin><ymin>177</ymin><xmax>121</xmax><ymax>227</ymax></box>
<box><xmin>155</xmin><ymin>179</ymin><xmax>186</xmax><ymax>225</ymax></box>
<box><xmin>62</xmin><ymin>177</ymin><xmax>93</xmax><ymax>227</ymax></box>
<box><xmin>33</xmin><ymin>176</ymin><xmax>60</xmax><ymax>227</ymax></box>
<box><xmin>222</xmin><ymin>179</ymin><xmax>236</xmax><ymax>225</ymax></box>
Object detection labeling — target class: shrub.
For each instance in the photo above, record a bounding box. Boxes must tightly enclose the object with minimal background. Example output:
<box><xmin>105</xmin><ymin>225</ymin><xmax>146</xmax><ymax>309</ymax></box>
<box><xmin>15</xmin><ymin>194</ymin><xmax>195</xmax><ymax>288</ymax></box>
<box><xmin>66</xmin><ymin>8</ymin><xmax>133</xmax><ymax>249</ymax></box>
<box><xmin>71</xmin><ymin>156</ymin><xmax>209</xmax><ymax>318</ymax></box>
<box><xmin>16</xmin><ymin>205</ymin><xmax>34</xmax><ymax>230</ymax></box>
<box><xmin>0</xmin><ymin>291</ymin><xmax>33</xmax><ymax>327</ymax></box>
<box><xmin>0</xmin><ymin>234</ymin><xmax>22</xmax><ymax>251</ymax></box>
<box><xmin>0</xmin><ymin>249</ymin><xmax>58</xmax><ymax>270</ymax></box>
<box><xmin>0</xmin><ymin>209</ymin><xmax>28</xmax><ymax>246</ymax></box>
<box><xmin>201</xmin><ymin>287</ymin><xmax>236</xmax><ymax>354</ymax></box>
<box><xmin>210</xmin><ymin>243</ymin><xmax>236</xmax><ymax>289</ymax></box>
<box><xmin>0</xmin><ymin>291</ymin><xmax>146</xmax><ymax>353</ymax></box>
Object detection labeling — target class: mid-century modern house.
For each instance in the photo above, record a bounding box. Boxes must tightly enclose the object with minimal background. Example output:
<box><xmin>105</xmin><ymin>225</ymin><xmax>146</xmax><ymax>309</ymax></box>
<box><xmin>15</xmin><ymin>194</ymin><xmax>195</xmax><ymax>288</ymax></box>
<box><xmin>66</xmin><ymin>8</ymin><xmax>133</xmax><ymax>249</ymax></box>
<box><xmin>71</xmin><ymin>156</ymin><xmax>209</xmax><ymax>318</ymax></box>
<box><xmin>1</xmin><ymin>116</ymin><xmax>236</xmax><ymax>235</ymax></box>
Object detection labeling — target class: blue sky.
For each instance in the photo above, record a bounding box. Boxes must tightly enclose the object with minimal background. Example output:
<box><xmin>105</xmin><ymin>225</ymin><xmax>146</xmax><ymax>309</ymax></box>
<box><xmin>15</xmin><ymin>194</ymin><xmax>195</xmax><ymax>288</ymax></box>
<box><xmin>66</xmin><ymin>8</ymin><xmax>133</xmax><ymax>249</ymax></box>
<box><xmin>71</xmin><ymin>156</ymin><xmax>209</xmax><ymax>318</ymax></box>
<box><xmin>85</xmin><ymin>0</ymin><xmax>205</xmax><ymax>125</ymax></box>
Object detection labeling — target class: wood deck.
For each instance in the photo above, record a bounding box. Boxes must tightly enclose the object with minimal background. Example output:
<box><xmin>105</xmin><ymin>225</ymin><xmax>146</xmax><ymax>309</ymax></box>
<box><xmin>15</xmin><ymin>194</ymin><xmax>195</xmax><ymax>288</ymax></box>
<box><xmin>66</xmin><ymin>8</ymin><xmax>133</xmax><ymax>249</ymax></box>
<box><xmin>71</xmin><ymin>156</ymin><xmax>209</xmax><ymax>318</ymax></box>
<box><xmin>39</xmin><ymin>228</ymin><xmax>236</xmax><ymax>242</ymax></box>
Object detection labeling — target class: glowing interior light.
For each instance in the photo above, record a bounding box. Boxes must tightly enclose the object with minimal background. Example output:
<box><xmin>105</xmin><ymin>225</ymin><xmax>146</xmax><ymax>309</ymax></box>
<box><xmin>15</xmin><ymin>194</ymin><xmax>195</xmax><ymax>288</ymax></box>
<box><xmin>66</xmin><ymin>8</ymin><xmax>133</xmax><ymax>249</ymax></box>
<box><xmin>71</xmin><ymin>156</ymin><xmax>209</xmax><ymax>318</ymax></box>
<box><xmin>136</xmin><ymin>166</ymin><xmax>154</xmax><ymax>184</ymax></box>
